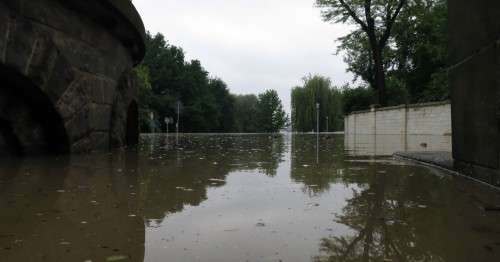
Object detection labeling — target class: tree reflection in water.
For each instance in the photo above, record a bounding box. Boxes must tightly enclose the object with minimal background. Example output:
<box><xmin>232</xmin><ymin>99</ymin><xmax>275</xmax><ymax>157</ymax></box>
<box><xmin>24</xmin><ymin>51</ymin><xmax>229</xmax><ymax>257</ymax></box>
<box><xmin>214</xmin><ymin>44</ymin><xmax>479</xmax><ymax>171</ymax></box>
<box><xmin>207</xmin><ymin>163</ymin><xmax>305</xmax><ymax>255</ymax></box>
<box><xmin>291</xmin><ymin>134</ymin><xmax>347</xmax><ymax>196</ymax></box>
<box><xmin>138</xmin><ymin>134</ymin><xmax>286</xmax><ymax>222</ymax></box>
<box><xmin>313</xmin><ymin>159</ymin><xmax>500</xmax><ymax>262</ymax></box>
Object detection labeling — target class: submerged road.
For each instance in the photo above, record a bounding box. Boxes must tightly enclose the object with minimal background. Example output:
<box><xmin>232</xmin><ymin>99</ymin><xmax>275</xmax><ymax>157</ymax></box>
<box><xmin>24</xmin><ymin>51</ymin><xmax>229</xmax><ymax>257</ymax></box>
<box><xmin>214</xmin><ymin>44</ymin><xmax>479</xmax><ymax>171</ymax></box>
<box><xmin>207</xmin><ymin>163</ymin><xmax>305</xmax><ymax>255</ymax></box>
<box><xmin>0</xmin><ymin>134</ymin><xmax>499</xmax><ymax>261</ymax></box>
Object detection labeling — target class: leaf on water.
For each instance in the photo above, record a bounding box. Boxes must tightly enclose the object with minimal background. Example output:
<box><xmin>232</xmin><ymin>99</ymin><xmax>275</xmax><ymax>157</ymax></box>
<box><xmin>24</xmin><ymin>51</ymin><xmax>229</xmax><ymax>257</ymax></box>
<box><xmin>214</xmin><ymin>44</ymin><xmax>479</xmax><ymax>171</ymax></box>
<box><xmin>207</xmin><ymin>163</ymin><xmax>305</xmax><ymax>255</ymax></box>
<box><xmin>106</xmin><ymin>255</ymin><xmax>128</xmax><ymax>261</ymax></box>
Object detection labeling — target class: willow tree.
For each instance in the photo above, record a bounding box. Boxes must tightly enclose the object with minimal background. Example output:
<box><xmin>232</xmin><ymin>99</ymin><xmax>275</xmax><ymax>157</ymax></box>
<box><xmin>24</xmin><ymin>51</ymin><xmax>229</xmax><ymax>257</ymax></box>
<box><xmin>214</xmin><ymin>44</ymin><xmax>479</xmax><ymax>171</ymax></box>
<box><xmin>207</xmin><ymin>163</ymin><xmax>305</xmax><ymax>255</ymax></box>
<box><xmin>291</xmin><ymin>75</ymin><xmax>343</xmax><ymax>132</ymax></box>
<box><xmin>316</xmin><ymin>0</ymin><xmax>407</xmax><ymax>106</ymax></box>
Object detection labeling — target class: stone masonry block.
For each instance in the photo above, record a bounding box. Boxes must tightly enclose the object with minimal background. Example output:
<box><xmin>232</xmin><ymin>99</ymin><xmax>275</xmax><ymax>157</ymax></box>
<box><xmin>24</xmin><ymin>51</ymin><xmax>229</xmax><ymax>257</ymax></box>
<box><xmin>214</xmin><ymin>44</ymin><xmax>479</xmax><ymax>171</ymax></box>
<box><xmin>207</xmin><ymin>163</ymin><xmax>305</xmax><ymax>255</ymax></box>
<box><xmin>89</xmin><ymin>103</ymin><xmax>111</xmax><ymax>132</ymax></box>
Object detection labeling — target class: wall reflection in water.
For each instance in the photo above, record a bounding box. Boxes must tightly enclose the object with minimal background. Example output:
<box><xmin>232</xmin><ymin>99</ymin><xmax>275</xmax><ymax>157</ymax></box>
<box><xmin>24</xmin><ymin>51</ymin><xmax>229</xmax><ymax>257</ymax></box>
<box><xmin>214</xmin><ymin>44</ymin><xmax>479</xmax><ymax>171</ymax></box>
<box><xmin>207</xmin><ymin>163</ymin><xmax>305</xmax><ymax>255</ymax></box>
<box><xmin>345</xmin><ymin>134</ymin><xmax>452</xmax><ymax>156</ymax></box>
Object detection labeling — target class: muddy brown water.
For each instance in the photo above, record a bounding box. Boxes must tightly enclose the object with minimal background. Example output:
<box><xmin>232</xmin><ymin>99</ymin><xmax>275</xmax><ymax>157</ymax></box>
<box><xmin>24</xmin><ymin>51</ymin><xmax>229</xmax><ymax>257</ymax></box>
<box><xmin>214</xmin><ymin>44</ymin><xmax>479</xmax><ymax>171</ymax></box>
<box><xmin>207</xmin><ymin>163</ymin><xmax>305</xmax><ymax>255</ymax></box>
<box><xmin>1</xmin><ymin>134</ymin><xmax>499</xmax><ymax>262</ymax></box>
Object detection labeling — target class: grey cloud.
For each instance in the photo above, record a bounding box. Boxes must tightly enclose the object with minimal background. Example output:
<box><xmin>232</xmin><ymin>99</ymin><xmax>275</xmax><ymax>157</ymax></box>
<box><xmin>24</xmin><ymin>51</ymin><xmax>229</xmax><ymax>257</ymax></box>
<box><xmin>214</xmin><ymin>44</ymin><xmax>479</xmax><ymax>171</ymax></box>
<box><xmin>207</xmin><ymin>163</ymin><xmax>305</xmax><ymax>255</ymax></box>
<box><xmin>134</xmin><ymin>0</ymin><xmax>353</xmax><ymax>112</ymax></box>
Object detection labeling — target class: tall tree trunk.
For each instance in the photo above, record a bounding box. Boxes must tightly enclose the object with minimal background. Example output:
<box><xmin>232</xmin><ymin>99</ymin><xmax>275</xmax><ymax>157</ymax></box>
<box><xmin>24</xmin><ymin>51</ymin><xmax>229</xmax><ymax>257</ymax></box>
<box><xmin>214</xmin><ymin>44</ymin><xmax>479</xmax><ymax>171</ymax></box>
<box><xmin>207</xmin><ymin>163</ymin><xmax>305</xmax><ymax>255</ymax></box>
<box><xmin>372</xmin><ymin>47</ymin><xmax>387</xmax><ymax>106</ymax></box>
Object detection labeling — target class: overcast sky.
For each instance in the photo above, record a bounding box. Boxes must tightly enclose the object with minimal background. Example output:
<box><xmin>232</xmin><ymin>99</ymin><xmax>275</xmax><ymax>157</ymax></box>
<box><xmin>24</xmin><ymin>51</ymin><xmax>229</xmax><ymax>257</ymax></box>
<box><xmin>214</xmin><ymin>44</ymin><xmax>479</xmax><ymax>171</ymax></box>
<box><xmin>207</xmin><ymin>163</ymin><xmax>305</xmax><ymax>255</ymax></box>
<box><xmin>134</xmin><ymin>0</ymin><xmax>353</xmax><ymax>113</ymax></box>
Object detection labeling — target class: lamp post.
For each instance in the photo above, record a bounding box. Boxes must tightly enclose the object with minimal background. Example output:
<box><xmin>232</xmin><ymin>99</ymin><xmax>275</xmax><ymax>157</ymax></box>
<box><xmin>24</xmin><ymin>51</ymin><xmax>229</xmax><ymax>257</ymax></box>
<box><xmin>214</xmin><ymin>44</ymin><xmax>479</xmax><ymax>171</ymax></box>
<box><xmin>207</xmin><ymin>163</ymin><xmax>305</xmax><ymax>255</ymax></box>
<box><xmin>316</xmin><ymin>103</ymin><xmax>320</xmax><ymax>134</ymax></box>
<box><xmin>316</xmin><ymin>103</ymin><xmax>320</xmax><ymax>164</ymax></box>
<box><xmin>150</xmin><ymin>112</ymin><xmax>155</xmax><ymax>133</ymax></box>
<box><xmin>176</xmin><ymin>101</ymin><xmax>181</xmax><ymax>145</ymax></box>
<box><xmin>326</xmin><ymin>116</ymin><xmax>329</xmax><ymax>133</ymax></box>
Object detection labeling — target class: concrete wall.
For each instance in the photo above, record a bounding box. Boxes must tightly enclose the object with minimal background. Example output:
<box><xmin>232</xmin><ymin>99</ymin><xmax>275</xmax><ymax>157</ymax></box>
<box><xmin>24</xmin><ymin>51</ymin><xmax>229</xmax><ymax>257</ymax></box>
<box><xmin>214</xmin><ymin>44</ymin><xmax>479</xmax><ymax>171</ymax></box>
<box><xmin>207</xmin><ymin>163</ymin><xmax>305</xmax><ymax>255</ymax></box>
<box><xmin>345</xmin><ymin>134</ymin><xmax>452</xmax><ymax>157</ymax></box>
<box><xmin>344</xmin><ymin>101</ymin><xmax>451</xmax><ymax>136</ymax></box>
<box><xmin>449</xmin><ymin>0</ymin><xmax>500</xmax><ymax>186</ymax></box>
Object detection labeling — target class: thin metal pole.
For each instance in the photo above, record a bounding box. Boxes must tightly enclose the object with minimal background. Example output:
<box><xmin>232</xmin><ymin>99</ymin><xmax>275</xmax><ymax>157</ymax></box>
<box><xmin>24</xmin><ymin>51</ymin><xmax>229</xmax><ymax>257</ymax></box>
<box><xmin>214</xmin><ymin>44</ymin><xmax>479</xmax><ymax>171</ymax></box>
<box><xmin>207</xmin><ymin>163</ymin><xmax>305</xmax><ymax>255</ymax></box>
<box><xmin>326</xmin><ymin>116</ymin><xmax>329</xmax><ymax>133</ymax></box>
<box><xmin>316</xmin><ymin>103</ymin><xmax>320</xmax><ymax>134</ymax></box>
<box><xmin>150</xmin><ymin>112</ymin><xmax>155</xmax><ymax>133</ymax></box>
<box><xmin>176</xmin><ymin>102</ymin><xmax>180</xmax><ymax>145</ymax></box>
<box><xmin>176</xmin><ymin>102</ymin><xmax>180</xmax><ymax>134</ymax></box>
<box><xmin>316</xmin><ymin>103</ymin><xmax>320</xmax><ymax>164</ymax></box>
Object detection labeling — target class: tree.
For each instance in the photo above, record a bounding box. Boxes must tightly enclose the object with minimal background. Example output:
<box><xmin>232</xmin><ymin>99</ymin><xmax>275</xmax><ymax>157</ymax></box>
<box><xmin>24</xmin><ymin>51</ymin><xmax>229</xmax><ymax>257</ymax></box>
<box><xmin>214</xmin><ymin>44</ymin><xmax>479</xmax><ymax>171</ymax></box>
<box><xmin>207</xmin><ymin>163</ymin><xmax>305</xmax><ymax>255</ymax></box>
<box><xmin>257</xmin><ymin>90</ymin><xmax>288</xmax><ymax>133</ymax></box>
<box><xmin>316</xmin><ymin>0</ymin><xmax>407</xmax><ymax>106</ymax></box>
<box><xmin>232</xmin><ymin>94</ymin><xmax>260</xmax><ymax>133</ymax></box>
<box><xmin>208</xmin><ymin>78</ymin><xmax>235</xmax><ymax>132</ymax></box>
<box><xmin>291</xmin><ymin>75</ymin><xmax>344</xmax><ymax>132</ymax></box>
<box><xmin>140</xmin><ymin>32</ymin><xmax>236</xmax><ymax>133</ymax></box>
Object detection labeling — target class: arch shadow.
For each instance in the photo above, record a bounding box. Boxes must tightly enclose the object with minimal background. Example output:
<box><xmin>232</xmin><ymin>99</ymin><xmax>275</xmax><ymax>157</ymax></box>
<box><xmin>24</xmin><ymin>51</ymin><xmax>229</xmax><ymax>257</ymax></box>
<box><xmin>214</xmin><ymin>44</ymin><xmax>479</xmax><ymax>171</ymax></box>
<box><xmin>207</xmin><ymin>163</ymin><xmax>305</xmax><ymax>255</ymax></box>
<box><xmin>126</xmin><ymin>100</ymin><xmax>139</xmax><ymax>147</ymax></box>
<box><xmin>0</xmin><ymin>65</ymin><xmax>70</xmax><ymax>156</ymax></box>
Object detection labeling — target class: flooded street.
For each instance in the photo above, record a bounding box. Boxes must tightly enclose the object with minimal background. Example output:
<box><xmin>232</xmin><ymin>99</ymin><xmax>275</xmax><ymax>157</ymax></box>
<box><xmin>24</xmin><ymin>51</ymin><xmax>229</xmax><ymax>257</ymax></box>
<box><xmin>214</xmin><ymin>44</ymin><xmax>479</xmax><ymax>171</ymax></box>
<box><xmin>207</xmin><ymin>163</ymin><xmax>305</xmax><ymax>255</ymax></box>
<box><xmin>1</xmin><ymin>134</ymin><xmax>500</xmax><ymax>262</ymax></box>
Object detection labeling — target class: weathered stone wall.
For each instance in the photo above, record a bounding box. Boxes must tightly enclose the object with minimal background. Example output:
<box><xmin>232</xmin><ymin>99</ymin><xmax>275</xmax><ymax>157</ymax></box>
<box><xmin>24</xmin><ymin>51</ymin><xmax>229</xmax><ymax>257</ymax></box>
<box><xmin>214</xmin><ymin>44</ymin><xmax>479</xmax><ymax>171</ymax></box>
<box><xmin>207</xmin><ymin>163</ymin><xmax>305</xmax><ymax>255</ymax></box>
<box><xmin>449</xmin><ymin>0</ymin><xmax>500</xmax><ymax>186</ymax></box>
<box><xmin>344</xmin><ymin>101</ymin><xmax>451</xmax><ymax>136</ymax></box>
<box><xmin>0</xmin><ymin>0</ymin><xmax>145</xmax><ymax>155</ymax></box>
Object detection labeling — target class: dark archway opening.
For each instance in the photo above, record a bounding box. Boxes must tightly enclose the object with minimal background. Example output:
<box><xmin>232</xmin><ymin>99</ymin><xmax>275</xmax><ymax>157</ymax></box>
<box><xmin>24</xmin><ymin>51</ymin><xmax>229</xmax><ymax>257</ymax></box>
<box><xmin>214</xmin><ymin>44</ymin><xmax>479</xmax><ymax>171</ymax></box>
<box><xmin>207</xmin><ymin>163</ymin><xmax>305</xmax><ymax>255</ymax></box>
<box><xmin>126</xmin><ymin>101</ymin><xmax>139</xmax><ymax>147</ymax></box>
<box><xmin>0</xmin><ymin>65</ymin><xmax>70</xmax><ymax>156</ymax></box>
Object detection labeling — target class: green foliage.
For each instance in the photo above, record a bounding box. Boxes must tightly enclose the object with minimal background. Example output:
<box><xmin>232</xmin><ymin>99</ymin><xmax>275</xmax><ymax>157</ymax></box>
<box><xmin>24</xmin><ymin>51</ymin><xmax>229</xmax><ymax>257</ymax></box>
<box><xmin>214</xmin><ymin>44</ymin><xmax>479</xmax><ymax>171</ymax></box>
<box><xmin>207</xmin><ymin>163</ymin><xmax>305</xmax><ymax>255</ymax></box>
<box><xmin>139</xmin><ymin>32</ymin><xmax>287</xmax><ymax>133</ymax></box>
<box><xmin>316</xmin><ymin>0</ymin><xmax>408</xmax><ymax>105</ymax></box>
<box><xmin>232</xmin><ymin>91</ymin><xmax>289</xmax><ymax>133</ymax></box>
<box><xmin>232</xmin><ymin>94</ymin><xmax>260</xmax><ymax>133</ymax></box>
<box><xmin>257</xmin><ymin>90</ymin><xmax>289</xmax><ymax>133</ymax></box>
<box><xmin>391</xmin><ymin>0</ymin><xmax>449</xmax><ymax>102</ymax></box>
<box><xmin>139</xmin><ymin>32</ymin><xmax>236</xmax><ymax>133</ymax></box>
<box><xmin>341</xmin><ymin>86</ymin><xmax>374</xmax><ymax>114</ymax></box>
<box><xmin>291</xmin><ymin>75</ymin><xmax>344</xmax><ymax>132</ymax></box>
<box><xmin>326</xmin><ymin>0</ymin><xmax>448</xmax><ymax>109</ymax></box>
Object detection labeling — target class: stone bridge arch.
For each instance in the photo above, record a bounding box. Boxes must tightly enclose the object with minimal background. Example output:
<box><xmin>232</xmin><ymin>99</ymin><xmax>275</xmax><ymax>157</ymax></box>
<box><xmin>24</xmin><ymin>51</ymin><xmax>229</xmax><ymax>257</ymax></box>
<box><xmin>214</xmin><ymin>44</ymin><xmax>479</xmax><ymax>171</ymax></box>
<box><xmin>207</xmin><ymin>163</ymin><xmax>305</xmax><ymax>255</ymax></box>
<box><xmin>0</xmin><ymin>0</ymin><xmax>145</xmax><ymax>154</ymax></box>
<box><xmin>0</xmin><ymin>64</ymin><xmax>70</xmax><ymax>155</ymax></box>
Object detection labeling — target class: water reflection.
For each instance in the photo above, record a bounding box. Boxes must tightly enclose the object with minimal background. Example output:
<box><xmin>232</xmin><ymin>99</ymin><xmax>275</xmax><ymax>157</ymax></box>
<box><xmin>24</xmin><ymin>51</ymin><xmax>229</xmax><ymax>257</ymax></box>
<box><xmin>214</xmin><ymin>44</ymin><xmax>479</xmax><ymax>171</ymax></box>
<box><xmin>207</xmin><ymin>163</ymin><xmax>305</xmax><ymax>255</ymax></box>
<box><xmin>291</xmin><ymin>135</ymin><xmax>346</xmax><ymax>195</ymax></box>
<box><xmin>0</xmin><ymin>153</ymin><xmax>145</xmax><ymax>262</ymax></box>
<box><xmin>138</xmin><ymin>134</ymin><xmax>286</xmax><ymax>221</ymax></box>
<box><xmin>0</xmin><ymin>134</ymin><xmax>499</xmax><ymax>262</ymax></box>
<box><xmin>313</xmin><ymin>161</ymin><xmax>500</xmax><ymax>262</ymax></box>
<box><xmin>345</xmin><ymin>134</ymin><xmax>452</xmax><ymax>156</ymax></box>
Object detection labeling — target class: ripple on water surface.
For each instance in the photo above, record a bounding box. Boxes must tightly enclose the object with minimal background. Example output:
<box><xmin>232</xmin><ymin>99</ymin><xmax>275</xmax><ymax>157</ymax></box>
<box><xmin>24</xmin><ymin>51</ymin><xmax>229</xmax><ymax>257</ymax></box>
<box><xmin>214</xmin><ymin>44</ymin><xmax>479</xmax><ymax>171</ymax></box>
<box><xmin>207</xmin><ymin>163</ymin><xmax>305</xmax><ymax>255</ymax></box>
<box><xmin>0</xmin><ymin>134</ymin><xmax>499</xmax><ymax>262</ymax></box>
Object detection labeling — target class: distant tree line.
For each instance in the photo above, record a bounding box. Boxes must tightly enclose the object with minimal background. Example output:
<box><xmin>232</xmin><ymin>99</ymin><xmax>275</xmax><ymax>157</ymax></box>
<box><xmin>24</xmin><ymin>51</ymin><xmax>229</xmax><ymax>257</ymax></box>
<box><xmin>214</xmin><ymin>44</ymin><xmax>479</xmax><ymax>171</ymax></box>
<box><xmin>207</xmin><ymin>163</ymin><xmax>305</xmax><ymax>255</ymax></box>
<box><xmin>136</xmin><ymin>32</ymin><xmax>288</xmax><ymax>133</ymax></box>
<box><xmin>315</xmin><ymin>0</ymin><xmax>448</xmax><ymax>110</ymax></box>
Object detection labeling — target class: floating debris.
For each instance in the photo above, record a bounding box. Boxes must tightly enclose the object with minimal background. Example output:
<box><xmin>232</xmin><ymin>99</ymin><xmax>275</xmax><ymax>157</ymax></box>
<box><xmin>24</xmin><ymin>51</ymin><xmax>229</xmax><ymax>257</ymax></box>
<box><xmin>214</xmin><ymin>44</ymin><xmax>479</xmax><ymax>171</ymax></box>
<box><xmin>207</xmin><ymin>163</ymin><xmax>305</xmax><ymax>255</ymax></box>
<box><xmin>106</xmin><ymin>255</ymin><xmax>128</xmax><ymax>261</ymax></box>
<box><xmin>256</xmin><ymin>222</ymin><xmax>266</xmax><ymax>227</ymax></box>
<box><xmin>208</xmin><ymin>178</ymin><xmax>225</xmax><ymax>182</ymax></box>
<box><xmin>223</xmin><ymin>229</ymin><xmax>239</xmax><ymax>232</ymax></box>
<box><xmin>175</xmin><ymin>187</ymin><xmax>194</xmax><ymax>192</ymax></box>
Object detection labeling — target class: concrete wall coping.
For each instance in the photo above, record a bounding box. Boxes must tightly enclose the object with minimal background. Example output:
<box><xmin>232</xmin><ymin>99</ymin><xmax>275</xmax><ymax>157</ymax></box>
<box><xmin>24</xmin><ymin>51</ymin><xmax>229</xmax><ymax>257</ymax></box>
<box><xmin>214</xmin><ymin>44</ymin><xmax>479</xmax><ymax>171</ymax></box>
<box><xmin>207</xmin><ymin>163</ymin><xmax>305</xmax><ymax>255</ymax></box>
<box><xmin>347</xmin><ymin>100</ymin><xmax>451</xmax><ymax>116</ymax></box>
